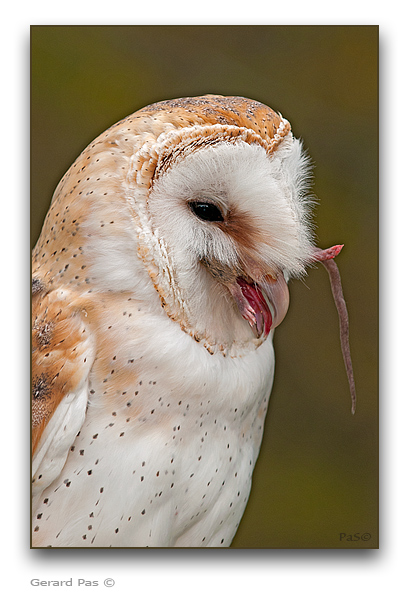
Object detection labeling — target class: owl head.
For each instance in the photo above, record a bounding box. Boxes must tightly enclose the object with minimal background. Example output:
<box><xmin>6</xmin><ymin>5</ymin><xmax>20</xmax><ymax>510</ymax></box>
<box><xmin>35</xmin><ymin>96</ymin><xmax>319</xmax><ymax>355</ymax></box>
<box><xmin>33</xmin><ymin>94</ymin><xmax>355</xmax><ymax>411</ymax></box>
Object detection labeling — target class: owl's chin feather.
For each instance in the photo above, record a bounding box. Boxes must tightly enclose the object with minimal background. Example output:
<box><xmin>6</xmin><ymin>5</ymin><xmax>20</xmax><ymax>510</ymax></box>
<box><xmin>227</xmin><ymin>272</ymin><xmax>289</xmax><ymax>339</ymax></box>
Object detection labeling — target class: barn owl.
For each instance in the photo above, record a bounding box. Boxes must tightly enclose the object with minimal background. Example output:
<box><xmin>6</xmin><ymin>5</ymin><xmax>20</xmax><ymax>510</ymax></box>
<box><xmin>32</xmin><ymin>95</ymin><xmax>355</xmax><ymax>547</ymax></box>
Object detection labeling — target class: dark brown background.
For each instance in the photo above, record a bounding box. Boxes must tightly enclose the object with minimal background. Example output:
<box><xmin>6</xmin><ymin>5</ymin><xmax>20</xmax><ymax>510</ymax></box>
<box><xmin>31</xmin><ymin>25</ymin><xmax>378</xmax><ymax>548</ymax></box>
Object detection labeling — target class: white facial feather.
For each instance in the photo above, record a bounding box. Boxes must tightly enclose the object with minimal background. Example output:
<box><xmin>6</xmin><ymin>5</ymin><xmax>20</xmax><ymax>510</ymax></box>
<box><xmin>149</xmin><ymin>139</ymin><xmax>314</xmax><ymax>275</ymax></box>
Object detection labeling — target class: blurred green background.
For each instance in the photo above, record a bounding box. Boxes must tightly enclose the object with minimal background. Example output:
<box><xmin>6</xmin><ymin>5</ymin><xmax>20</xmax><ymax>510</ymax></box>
<box><xmin>31</xmin><ymin>25</ymin><xmax>378</xmax><ymax>549</ymax></box>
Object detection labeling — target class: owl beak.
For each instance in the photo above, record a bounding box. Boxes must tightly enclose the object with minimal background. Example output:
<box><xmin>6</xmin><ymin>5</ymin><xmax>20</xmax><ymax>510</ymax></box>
<box><xmin>258</xmin><ymin>272</ymin><xmax>290</xmax><ymax>330</ymax></box>
<box><xmin>227</xmin><ymin>271</ymin><xmax>290</xmax><ymax>339</ymax></box>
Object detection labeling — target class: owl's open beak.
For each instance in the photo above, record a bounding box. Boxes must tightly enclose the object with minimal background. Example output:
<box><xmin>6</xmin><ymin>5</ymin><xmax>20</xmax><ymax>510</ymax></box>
<box><xmin>227</xmin><ymin>272</ymin><xmax>290</xmax><ymax>339</ymax></box>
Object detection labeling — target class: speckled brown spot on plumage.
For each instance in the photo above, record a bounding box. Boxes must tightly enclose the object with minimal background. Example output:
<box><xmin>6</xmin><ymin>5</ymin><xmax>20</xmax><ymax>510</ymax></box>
<box><xmin>32</xmin><ymin>277</ymin><xmax>46</xmax><ymax>296</ymax></box>
<box><xmin>33</xmin><ymin>315</ymin><xmax>54</xmax><ymax>348</ymax></box>
<box><xmin>32</xmin><ymin>373</ymin><xmax>51</xmax><ymax>402</ymax></box>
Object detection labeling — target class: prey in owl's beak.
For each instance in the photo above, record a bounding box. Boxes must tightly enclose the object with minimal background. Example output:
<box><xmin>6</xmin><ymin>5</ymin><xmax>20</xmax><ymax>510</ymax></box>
<box><xmin>225</xmin><ymin>243</ymin><xmax>356</xmax><ymax>414</ymax></box>
<box><xmin>227</xmin><ymin>272</ymin><xmax>289</xmax><ymax>340</ymax></box>
<box><xmin>311</xmin><ymin>244</ymin><xmax>356</xmax><ymax>414</ymax></box>
<box><xmin>201</xmin><ymin>253</ymin><xmax>290</xmax><ymax>340</ymax></box>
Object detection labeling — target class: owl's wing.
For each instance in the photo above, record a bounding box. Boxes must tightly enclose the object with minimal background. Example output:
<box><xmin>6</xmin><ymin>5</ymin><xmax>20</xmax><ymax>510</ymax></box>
<box><xmin>32</xmin><ymin>281</ymin><xmax>95</xmax><ymax>503</ymax></box>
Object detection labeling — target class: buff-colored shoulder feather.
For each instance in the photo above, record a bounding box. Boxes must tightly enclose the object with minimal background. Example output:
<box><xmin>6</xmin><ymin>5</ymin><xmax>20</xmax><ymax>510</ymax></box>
<box><xmin>32</xmin><ymin>278</ymin><xmax>95</xmax><ymax>501</ymax></box>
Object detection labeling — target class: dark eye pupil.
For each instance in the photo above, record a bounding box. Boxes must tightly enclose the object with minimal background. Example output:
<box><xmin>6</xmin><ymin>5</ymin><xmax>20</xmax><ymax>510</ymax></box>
<box><xmin>189</xmin><ymin>201</ymin><xmax>224</xmax><ymax>222</ymax></box>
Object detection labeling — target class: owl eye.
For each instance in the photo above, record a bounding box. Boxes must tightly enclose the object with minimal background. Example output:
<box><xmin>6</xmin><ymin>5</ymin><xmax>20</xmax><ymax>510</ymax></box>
<box><xmin>188</xmin><ymin>201</ymin><xmax>224</xmax><ymax>222</ymax></box>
